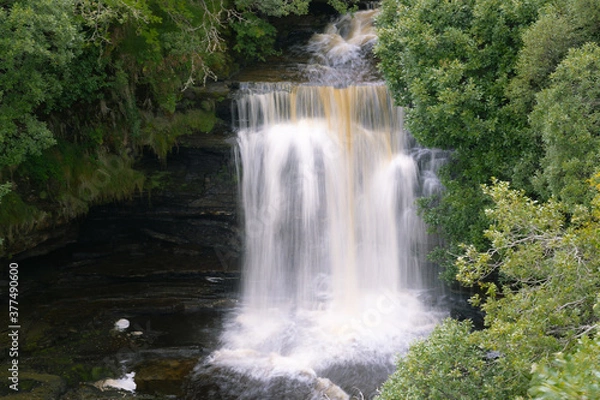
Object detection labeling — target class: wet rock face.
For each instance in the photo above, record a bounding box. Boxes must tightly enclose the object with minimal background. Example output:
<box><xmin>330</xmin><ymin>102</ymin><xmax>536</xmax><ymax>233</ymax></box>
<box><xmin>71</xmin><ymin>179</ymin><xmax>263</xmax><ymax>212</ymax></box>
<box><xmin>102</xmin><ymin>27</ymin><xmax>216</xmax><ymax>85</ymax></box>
<box><xmin>3</xmin><ymin>73</ymin><xmax>238</xmax><ymax>262</ymax></box>
<box><xmin>0</xmin><ymin>126</ymin><xmax>242</xmax><ymax>400</ymax></box>
<box><xmin>77</xmin><ymin>130</ymin><xmax>241</xmax><ymax>270</ymax></box>
<box><xmin>0</xmin><ymin>372</ymin><xmax>66</xmax><ymax>399</ymax></box>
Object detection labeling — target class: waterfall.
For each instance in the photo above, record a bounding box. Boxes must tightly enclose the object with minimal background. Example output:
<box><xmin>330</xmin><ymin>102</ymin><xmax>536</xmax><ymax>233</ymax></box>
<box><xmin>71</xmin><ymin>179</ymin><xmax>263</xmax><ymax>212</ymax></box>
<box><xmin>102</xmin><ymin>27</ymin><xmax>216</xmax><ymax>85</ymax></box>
<box><xmin>190</xmin><ymin>10</ymin><xmax>447</xmax><ymax>400</ymax></box>
<box><xmin>235</xmin><ymin>83</ymin><xmax>434</xmax><ymax>311</ymax></box>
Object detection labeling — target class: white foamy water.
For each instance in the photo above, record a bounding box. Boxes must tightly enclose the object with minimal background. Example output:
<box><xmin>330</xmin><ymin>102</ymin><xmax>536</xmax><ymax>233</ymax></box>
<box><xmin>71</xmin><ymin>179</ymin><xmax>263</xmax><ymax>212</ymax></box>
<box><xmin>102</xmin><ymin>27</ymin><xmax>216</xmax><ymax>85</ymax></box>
<box><xmin>95</xmin><ymin>372</ymin><xmax>136</xmax><ymax>393</ymax></box>
<box><xmin>192</xmin><ymin>10</ymin><xmax>448</xmax><ymax>399</ymax></box>
<box><xmin>304</xmin><ymin>9</ymin><xmax>380</xmax><ymax>85</ymax></box>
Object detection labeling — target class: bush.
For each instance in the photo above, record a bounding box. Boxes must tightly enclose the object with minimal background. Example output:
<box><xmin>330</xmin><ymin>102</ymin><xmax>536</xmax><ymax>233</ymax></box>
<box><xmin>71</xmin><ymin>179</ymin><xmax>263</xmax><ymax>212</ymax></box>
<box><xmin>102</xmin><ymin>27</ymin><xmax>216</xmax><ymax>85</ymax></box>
<box><xmin>377</xmin><ymin>319</ymin><xmax>513</xmax><ymax>400</ymax></box>
<box><xmin>529</xmin><ymin>334</ymin><xmax>600</xmax><ymax>399</ymax></box>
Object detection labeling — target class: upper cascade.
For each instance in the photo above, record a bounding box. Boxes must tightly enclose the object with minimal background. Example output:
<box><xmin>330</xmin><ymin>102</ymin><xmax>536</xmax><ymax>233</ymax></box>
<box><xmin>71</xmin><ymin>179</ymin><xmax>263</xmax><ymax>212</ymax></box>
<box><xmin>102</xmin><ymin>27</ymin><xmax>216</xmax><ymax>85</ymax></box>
<box><xmin>303</xmin><ymin>9</ymin><xmax>381</xmax><ymax>85</ymax></box>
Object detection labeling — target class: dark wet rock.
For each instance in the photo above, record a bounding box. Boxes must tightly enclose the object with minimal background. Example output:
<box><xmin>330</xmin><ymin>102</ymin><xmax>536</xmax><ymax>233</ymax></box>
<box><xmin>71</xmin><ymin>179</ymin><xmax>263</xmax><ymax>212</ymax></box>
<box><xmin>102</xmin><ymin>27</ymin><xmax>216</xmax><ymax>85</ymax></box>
<box><xmin>67</xmin><ymin>129</ymin><xmax>241</xmax><ymax>272</ymax></box>
<box><xmin>0</xmin><ymin>372</ymin><xmax>65</xmax><ymax>400</ymax></box>
<box><xmin>183</xmin><ymin>82</ymin><xmax>233</xmax><ymax>123</ymax></box>
<box><xmin>135</xmin><ymin>358</ymin><xmax>197</xmax><ymax>396</ymax></box>
<box><xmin>446</xmin><ymin>289</ymin><xmax>485</xmax><ymax>329</ymax></box>
<box><xmin>61</xmin><ymin>385</ymin><xmax>137</xmax><ymax>400</ymax></box>
<box><xmin>6</xmin><ymin>222</ymin><xmax>80</xmax><ymax>262</ymax></box>
<box><xmin>8</xmin><ymin>129</ymin><xmax>239</xmax><ymax>265</ymax></box>
<box><xmin>318</xmin><ymin>362</ymin><xmax>392</xmax><ymax>399</ymax></box>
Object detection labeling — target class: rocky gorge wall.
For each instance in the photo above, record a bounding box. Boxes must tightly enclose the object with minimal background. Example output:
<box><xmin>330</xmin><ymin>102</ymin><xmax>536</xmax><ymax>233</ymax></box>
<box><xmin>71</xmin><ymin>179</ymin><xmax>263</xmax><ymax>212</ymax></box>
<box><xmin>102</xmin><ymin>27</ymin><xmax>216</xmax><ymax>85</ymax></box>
<box><xmin>3</xmin><ymin>81</ymin><xmax>239</xmax><ymax>269</ymax></box>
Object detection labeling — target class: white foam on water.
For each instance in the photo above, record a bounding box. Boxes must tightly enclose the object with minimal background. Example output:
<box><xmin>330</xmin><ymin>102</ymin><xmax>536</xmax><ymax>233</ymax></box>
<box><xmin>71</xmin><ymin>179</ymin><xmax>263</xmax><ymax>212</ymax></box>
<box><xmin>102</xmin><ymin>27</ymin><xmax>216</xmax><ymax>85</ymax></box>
<box><xmin>96</xmin><ymin>372</ymin><xmax>136</xmax><ymax>393</ymax></box>
<box><xmin>197</xmin><ymin>10</ymin><xmax>448</xmax><ymax>398</ymax></box>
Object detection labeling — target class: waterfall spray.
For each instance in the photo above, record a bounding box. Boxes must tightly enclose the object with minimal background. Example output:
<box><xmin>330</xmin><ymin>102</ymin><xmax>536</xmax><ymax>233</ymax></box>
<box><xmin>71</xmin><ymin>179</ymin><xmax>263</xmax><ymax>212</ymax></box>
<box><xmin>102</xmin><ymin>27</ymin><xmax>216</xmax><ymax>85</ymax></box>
<box><xmin>189</xmin><ymin>10</ymin><xmax>447</xmax><ymax>400</ymax></box>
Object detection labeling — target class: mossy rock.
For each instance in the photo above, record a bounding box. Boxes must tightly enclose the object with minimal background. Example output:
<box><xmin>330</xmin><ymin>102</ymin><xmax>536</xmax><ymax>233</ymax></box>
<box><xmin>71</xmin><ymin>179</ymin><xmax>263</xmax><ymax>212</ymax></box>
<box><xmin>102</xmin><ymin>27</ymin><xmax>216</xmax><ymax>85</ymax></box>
<box><xmin>21</xmin><ymin>321</ymin><xmax>53</xmax><ymax>352</ymax></box>
<box><xmin>135</xmin><ymin>358</ymin><xmax>197</xmax><ymax>396</ymax></box>
<box><xmin>60</xmin><ymin>385</ymin><xmax>137</xmax><ymax>400</ymax></box>
<box><xmin>0</xmin><ymin>371</ymin><xmax>65</xmax><ymax>399</ymax></box>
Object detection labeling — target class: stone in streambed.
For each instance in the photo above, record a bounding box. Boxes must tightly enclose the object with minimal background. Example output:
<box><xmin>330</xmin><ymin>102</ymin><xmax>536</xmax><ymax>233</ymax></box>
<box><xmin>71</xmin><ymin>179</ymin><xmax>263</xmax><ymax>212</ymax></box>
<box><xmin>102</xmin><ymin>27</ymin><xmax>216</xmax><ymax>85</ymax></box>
<box><xmin>135</xmin><ymin>358</ymin><xmax>198</xmax><ymax>396</ymax></box>
<box><xmin>0</xmin><ymin>372</ymin><xmax>65</xmax><ymax>400</ymax></box>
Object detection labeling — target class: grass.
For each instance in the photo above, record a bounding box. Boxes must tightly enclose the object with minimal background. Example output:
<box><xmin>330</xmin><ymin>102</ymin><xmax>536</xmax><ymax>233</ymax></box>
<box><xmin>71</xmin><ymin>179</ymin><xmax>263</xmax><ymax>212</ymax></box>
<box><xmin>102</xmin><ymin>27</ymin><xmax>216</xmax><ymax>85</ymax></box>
<box><xmin>140</xmin><ymin>108</ymin><xmax>217</xmax><ymax>162</ymax></box>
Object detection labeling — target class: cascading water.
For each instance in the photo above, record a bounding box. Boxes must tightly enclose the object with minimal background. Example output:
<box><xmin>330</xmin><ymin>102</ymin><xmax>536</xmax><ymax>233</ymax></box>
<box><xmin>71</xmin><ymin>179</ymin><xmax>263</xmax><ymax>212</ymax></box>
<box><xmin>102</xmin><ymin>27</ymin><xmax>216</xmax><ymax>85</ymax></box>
<box><xmin>189</xmin><ymin>10</ymin><xmax>447</xmax><ymax>400</ymax></box>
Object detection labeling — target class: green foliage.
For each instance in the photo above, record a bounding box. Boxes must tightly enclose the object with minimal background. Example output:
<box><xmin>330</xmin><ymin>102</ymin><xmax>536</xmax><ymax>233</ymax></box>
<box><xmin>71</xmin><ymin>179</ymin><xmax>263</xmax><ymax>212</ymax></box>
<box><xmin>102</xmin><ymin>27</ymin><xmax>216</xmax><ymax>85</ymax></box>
<box><xmin>377</xmin><ymin>0</ymin><xmax>600</xmax><ymax>280</ymax></box>
<box><xmin>0</xmin><ymin>183</ymin><xmax>10</xmax><ymax>201</ymax></box>
<box><xmin>0</xmin><ymin>183</ymin><xmax>12</xmax><ymax>245</ymax></box>
<box><xmin>14</xmin><ymin>142</ymin><xmax>144</xmax><ymax>220</ymax></box>
<box><xmin>234</xmin><ymin>0</ymin><xmax>311</xmax><ymax>17</ymax></box>
<box><xmin>326</xmin><ymin>0</ymin><xmax>358</xmax><ymax>14</ymax></box>
<box><xmin>55</xmin><ymin>151</ymin><xmax>145</xmax><ymax>219</ymax></box>
<box><xmin>0</xmin><ymin>0</ymin><xmax>79</xmax><ymax>169</ymax></box>
<box><xmin>419</xmin><ymin>177</ymin><xmax>492</xmax><ymax>278</ymax></box>
<box><xmin>0</xmin><ymin>0</ymin><xmax>231</xmax><ymax>173</ymax></box>
<box><xmin>529</xmin><ymin>334</ymin><xmax>600</xmax><ymax>399</ymax></box>
<box><xmin>18</xmin><ymin>141</ymin><xmax>78</xmax><ymax>187</ymax></box>
<box><xmin>455</xmin><ymin>180</ymin><xmax>600</xmax><ymax>396</ymax></box>
<box><xmin>508</xmin><ymin>0</ymin><xmax>600</xmax><ymax>116</ymax></box>
<box><xmin>234</xmin><ymin>0</ymin><xmax>357</xmax><ymax>17</ymax></box>
<box><xmin>376</xmin><ymin>0</ymin><xmax>548</xmax><ymax>260</ymax></box>
<box><xmin>0</xmin><ymin>192</ymin><xmax>48</xmax><ymax>244</ymax></box>
<box><xmin>378</xmin><ymin>319</ymin><xmax>515</xmax><ymax>399</ymax></box>
<box><xmin>88</xmin><ymin>0</ymin><xmax>232</xmax><ymax>115</ymax></box>
<box><xmin>530</xmin><ymin>43</ymin><xmax>600</xmax><ymax>209</ymax></box>
<box><xmin>232</xmin><ymin>12</ymin><xmax>279</xmax><ymax>62</ymax></box>
<box><xmin>141</xmin><ymin>109</ymin><xmax>217</xmax><ymax>161</ymax></box>
<box><xmin>382</xmin><ymin>181</ymin><xmax>600</xmax><ymax>399</ymax></box>
<box><xmin>377</xmin><ymin>0</ymin><xmax>544</xmax><ymax>158</ymax></box>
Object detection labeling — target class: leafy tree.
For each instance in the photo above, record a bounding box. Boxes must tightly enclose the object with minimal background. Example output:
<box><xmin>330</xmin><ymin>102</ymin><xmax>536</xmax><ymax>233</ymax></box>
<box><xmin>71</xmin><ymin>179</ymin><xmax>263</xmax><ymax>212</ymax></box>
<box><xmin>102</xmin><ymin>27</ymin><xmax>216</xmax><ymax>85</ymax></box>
<box><xmin>379</xmin><ymin>180</ymin><xmax>600</xmax><ymax>398</ymax></box>
<box><xmin>376</xmin><ymin>0</ymin><xmax>545</xmax><ymax>175</ymax></box>
<box><xmin>376</xmin><ymin>0</ymin><xmax>548</xmax><ymax>271</ymax></box>
<box><xmin>378</xmin><ymin>319</ymin><xmax>515</xmax><ymax>400</ymax></box>
<box><xmin>234</xmin><ymin>0</ymin><xmax>357</xmax><ymax>17</ymax></box>
<box><xmin>0</xmin><ymin>0</ymin><xmax>80</xmax><ymax>170</ymax></box>
<box><xmin>80</xmin><ymin>0</ymin><xmax>233</xmax><ymax>113</ymax></box>
<box><xmin>418</xmin><ymin>177</ymin><xmax>492</xmax><ymax>281</ymax></box>
<box><xmin>0</xmin><ymin>0</ymin><xmax>234</xmax><ymax>172</ymax></box>
<box><xmin>74</xmin><ymin>0</ymin><xmax>158</xmax><ymax>45</ymax></box>
<box><xmin>529</xmin><ymin>334</ymin><xmax>600</xmax><ymax>399</ymax></box>
<box><xmin>234</xmin><ymin>0</ymin><xmax>311</xmax><ymax>17</ymax></box>
<box><xmin>231</xmin><ymin>11</ymin><xmax>279</xmax><ymax>61</ymax></box>
<box><xmin>0</xmin><ymin>182</ymin><xmax>10</xmax><ymax>245</ymax></box>
<box><xmin>508</xmin><ymin>0</ymin><xmax>600</xmax><ymax>116</ymax></box>
<box><xmin>456</xmin><ymin>180</ymin><xmax>600</xmax><ymax>395</ymax></box>
<box><xmin>530</xmin><ymin>43</ymin><xmax>600</xmax><ymax>208</ymax></box>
